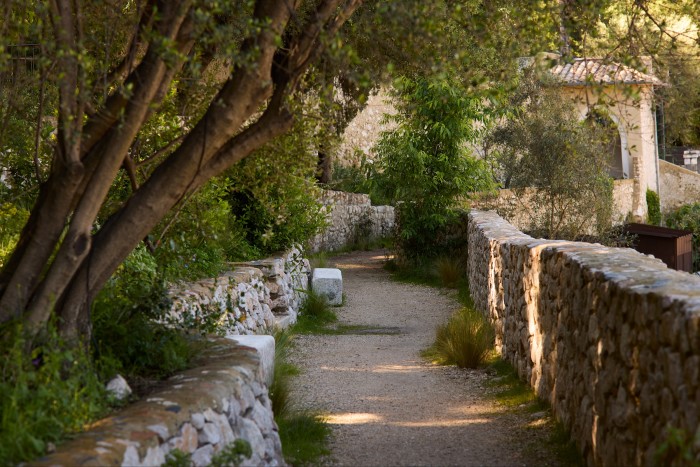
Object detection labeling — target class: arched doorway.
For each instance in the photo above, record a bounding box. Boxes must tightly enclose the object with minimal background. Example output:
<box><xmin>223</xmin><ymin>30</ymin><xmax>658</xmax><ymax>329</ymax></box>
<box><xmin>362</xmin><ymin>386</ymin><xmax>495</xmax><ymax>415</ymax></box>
<box><xmin>586</xmin><ymin>108</ymin><xmax>626</xmax><ymax>179</ymax></box>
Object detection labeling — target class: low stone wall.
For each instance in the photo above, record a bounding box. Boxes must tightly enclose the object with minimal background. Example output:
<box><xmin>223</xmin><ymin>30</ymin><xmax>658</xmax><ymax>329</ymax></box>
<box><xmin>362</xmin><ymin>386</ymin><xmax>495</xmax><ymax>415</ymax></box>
<box><xmin>467</xmin><ymin>210</ymin><xmax>700</xmax><ymax>466</ymax></box>
<box><xmin>36</xmin><ymin>249</ymin><xmax>313</xmax><ymax>466</ymax></box>
<box><xmin>166</xmin><ymin>247</ymin><xmax>310</xmax><ymax>334</ymax></box>
<box><xmin>34</xmin><ymin>339</ymin><xmax>284</xmax><ymax>466</ymax></box>
<box><xmin>659</xmin><ymin>159</ymin><xmax>700</xmax><ymax>213</ymax></box>
<box><xmin>309</xmin><ymin>190</ymin><xmax>394</xmax><ymax>252</ymax></box>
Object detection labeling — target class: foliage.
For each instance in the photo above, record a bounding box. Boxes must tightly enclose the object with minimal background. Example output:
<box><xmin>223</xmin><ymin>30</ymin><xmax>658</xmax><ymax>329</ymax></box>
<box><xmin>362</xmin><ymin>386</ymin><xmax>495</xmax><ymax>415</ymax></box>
<box><xmin>0</xmin><ymin>202</ymin><xmax>29</xmax><ymax>269</ymax></box>
<box><xmin>425</xmin><ymin>306</ymin><xmax>495</xmax><ymax>369</ymax></box>
<box><xmin>487</xmin><ymin>71</ymin><xmax>614</xmax><ymax>240</ymax></box>
<box><xmin>654</xmin><ymin>427</ymin><xmax>700</xmax><ymax>467</ymax></box>
<box><xmin>225</xmin><ymin>112</ymin><xmax>330</xmax><ymax>255</ymax></box>
<box><xmin>373</xmin><ymin>76</ymin><xmax>495</xmax><ymax>264</ymax></box>
<box><xmin>665</xmin><ymin>203</ymin><xmax>700</xmax><ymax>272</ymax></box>
<box><xmin>163</xmin><ymin>449</ymin><xmax>191</xmax><ymax>467</ymax></box>
<box><xmin>277</xmin><ymin>411</ymin><xmax>332</xmax><ymax>465</ymax></box>
<box><xmin>211</xmin><ymin>439</ymin><xmax>253</xmax><ymax>467</ymax></box>
<box><xmin>91</xmin><ymin>246</ymin><xmax>196</xmax><ymax>380</ymax></box>
<box><xmin>646</xmin><ymin>189</ymin><xmax>661</xmax><ymax>226</ymax></box>
<box><xmin>0</xmin><ymin>323</ymin><xmax>107</xmax><ymax>465</ymax></box>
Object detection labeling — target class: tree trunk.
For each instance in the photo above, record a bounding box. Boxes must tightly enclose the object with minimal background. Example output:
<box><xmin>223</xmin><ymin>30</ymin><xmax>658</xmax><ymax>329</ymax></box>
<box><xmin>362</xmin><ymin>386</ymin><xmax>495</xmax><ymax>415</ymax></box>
<box><xmin>0</xmin><ymin>0</ymin><xmax>363</xmax><ymax>343</ymax></box>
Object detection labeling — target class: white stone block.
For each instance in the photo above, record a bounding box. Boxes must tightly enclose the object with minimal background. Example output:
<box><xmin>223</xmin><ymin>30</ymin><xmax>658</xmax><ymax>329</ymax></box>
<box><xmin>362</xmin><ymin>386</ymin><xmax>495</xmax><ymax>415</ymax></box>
<box><xmin>106</xmin><ymin>374</ymin><xmax>132</xmax><ymax>401</ymax></box>
<box><xmin>227</xmin><ymin>335</ymin><xmax>276</xmax><ymax>386</ymax></box>
<box><xmin>312</xmin><ymin>268</ymin><xmax>343</xmax><ymax>306</ymax></box>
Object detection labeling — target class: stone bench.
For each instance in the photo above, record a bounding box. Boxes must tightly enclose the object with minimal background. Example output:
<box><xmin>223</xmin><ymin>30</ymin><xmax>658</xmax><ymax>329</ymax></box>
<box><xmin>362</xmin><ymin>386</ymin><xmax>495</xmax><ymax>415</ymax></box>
<box><xmin>311</xmin><ymin>268</ymin><xmax>343</xmax><ymax>306</ymax></box>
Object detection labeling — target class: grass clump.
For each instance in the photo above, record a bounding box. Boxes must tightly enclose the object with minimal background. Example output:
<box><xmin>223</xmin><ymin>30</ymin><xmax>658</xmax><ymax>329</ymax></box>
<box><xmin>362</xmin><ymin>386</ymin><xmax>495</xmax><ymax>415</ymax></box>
<box><xmin>277</xmin><ymin>411</ymin><xmax>331</xmax><ymax>465</ymax></box>
<box><xmin>271</xmin><ymin>328</ymin><xmax>331</xmax><ymax>465</ymax></box>
<box><xmin>293</xmin><ymin>289</ymin><xmax>338</xmax><ymax>334</ymax></box>
<box><xmin>424</xmin><ymin>306</ymin><xmax>494</xmax><ymax>369</ymax></box>
<box><xmin>434</xmin><ymin>256</ymin><xmax>463</xmax><ymax>288</ymax></box>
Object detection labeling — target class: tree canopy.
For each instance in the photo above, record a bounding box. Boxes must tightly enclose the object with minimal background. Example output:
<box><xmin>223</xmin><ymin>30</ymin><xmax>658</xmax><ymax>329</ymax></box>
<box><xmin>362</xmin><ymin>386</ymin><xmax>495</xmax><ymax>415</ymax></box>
<box><xmin>0</xmin><ymin>0</ymin><xmax>698</xmax><ymax>342</ymax></box>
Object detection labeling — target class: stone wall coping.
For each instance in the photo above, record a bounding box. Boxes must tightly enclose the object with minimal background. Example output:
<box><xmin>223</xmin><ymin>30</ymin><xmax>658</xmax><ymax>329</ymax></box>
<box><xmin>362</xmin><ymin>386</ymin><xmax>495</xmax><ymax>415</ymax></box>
<box><xmin>470</xmin><ymin>209</ymin><xmax>700</xmax><ymax>313</ymax></box>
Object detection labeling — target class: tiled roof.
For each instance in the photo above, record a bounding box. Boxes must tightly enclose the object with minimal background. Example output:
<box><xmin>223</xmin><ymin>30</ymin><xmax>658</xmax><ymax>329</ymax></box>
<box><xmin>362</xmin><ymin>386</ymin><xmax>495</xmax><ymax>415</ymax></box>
<box><xmin>549</xmin><ymin>58</ymin><xmax>664</xmax><ymax>86</ymax></box>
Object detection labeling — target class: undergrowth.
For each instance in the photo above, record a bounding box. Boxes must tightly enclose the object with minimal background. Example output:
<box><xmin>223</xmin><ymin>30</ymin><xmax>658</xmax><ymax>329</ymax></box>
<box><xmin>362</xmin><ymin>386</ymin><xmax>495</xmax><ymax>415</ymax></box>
<box><xmin>271</xmin><ymin>327</ymin><xmax>331</xmax><ymax>465</ymax></box>
<box><xmin>485</xmin><ymin>355</ymin><xmax>584</xmax><ymax>466</ymax></box>
<box><xmin>0</xmin><ymin>323</ymin><xmax>109</xmax><ymax>465</ymax></box>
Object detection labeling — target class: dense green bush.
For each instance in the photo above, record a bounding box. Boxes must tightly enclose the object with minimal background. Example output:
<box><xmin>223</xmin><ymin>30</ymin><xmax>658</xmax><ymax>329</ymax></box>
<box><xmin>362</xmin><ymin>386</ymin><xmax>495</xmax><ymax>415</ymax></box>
<box><xmin>92</xmin><ymin>246</ymin><xmax>197</xmax><ymax>381</ymax></box>
<box><xmin>373</xmin><ymin>76</ymin><xmax>494</xmax><ymax>264</ymax></box>
<box><xmin>647</xmin><ymin>189</ymin><xmax>661</xmax><ymax>226</ymax></box>
<box><xmin>666</xmin><ymin>202</ymin><xmax>700</xmax><ymax>272</ymax></box>
<box><xmin>0</xmin><ymin>324</ymin><xmax>108</xmax><ymax>465</ymax></box>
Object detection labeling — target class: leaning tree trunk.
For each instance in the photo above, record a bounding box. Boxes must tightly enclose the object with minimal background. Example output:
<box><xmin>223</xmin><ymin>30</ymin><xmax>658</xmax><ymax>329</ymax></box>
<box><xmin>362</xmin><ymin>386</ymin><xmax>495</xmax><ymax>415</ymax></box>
<box><xmin>0</xmin><ymin>0</ymin><xmax>364</xmax><ymax>343</ymax></box>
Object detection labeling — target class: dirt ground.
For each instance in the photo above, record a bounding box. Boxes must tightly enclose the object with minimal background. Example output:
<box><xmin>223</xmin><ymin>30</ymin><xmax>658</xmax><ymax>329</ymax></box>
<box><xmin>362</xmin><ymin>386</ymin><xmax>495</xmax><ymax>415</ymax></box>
<box><xmin>287</xmin><ymin>250</ymin><xmax>566</xmax><ymax>466</ymax></box>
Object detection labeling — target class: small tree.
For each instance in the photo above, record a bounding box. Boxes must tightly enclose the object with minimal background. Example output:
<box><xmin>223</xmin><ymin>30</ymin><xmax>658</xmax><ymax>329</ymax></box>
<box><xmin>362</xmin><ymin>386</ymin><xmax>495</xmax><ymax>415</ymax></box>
<box><xmin>487</xmin><ymin>72</ymin><xmax>614</xmax><ymax>240</ymax></box>
<box><xmin>373</xmin><ymin>76</ymin><xmax>493</xmax><ymax>264</ymax></box>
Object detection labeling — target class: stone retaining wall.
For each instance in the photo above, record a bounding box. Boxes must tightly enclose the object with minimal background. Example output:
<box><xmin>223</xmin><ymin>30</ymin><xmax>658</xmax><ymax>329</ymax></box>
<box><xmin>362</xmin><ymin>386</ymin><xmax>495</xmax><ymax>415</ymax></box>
<box><xmin>36</xmin><ymin>249</ymin><xmax>313</xmax><ymax>466</ymax></box>
<box><xmin>309</xmin><ymin>190</ymin><xmax>394</xmax><ymax>252</ymax></box>
<box><xmin>467</xmin><ymin>210</ymin><xmax>700</xmax><ymax>466</ymax></box>
<box><xmin>34</xmin><ymin>339</ymin><xmax>284</xmax><ymax>466</ymax></box>
<box><xmin>166</xmin><ymin>247</ymin><xmax>310</xmax><ymax>334</ymax></box>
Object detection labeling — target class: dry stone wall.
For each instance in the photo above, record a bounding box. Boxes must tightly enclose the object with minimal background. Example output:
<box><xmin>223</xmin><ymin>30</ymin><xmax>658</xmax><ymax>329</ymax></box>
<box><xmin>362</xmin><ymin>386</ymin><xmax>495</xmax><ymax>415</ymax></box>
<box><xmin>166</xmin><ymin>247</ymin><xmax>310</xmax><ymax>334</ymax></box>
<box><xmin>34</xmin><ymin>339</ymin><xmax>284</xmax><ymax>467</ymax></box>
<box><xmin>37</xmin><ymin>249</ymin><xmax>312</xmax><ymax>467</ymax></box>
<box><xmin>467</xmin><ymin>210</ymin><xmax>700</xmax><ymax>466</ymax></box>
<box><xmin>309</xmin><ymin>190</ymin><xmax>394</xmax><ymax>253</ymax></box>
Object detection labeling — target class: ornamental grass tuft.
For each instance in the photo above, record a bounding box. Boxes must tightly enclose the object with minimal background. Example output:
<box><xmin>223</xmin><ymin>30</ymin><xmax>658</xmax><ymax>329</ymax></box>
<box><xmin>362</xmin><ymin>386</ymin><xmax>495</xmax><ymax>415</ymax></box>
<box><xmin>430</xmin><ymin>306</ymin><xmax>494</xmax><ymax>369</ymax></box>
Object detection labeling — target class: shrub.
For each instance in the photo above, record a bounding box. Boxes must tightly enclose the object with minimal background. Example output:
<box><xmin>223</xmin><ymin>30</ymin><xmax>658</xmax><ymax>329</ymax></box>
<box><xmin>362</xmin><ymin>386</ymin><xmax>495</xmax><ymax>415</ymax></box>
<box><xmin>91</xmin><ymin>246</ymin><xmax>197</xmax><ymax>382</ymax></box>
<box><xmin>665</xmin><ymin>202</ymin><xmax>700</xmax><ymax>272</ymax></box>
<box><xmin>429</xmin><ymin>306</ymin><xmax>494</xmax><ymax>369</ymax></box>
<box><xmin>0</xmin><ymin>324</ymin><xmax>108</xmax><ymax>465</ymax></box>
<box><xmin>373</xmin><ymin>76</ymin><xmax>494</xmax><ymax>264</ymax></box>
<box><xmin>647</xmin><ymin>189</ymin><xmax>661</xmax><ymax>226</ymax></box>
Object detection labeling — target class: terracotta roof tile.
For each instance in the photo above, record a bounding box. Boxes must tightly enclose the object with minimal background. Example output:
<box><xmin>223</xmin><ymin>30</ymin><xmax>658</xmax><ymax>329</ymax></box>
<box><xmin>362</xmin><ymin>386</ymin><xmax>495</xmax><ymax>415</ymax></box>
<box><xmin>549</xmin><ymin>58</ymin><xmax>664</xmax><ymax>86</ymax></box>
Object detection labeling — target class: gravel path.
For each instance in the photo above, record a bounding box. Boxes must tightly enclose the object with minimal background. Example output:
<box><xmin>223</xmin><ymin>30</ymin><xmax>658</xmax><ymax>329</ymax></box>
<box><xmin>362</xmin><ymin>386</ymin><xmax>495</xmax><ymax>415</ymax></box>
<box><xmin>288</xmin><ymin>250</ymin><xmax>561</xmax><ymax>466</ymax></box>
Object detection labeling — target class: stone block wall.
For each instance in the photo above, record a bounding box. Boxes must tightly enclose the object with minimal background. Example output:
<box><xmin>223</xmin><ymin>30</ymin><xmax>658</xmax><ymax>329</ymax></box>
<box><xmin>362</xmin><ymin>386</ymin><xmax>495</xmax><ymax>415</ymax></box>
<box><xmin>34</xmin><ymin>339</ymin><xmax>284</xmax><ymax>467</ymax></box>
<box><xmin>659</xmin><ymin>159</ymin><xmax>700</xmax><ymax>214</ymax></box>
<box><xmin>467</xmin><ymin>210</ymin><xmax>700</xmax><ymax>466</ymax></box>
<box><xmin>166</xmin><ymin>247</ymin><xmax>310</xmax><ymax>334</ymax></box>
<box><xmin>308</xmin><ymin>190</ymin><xmax>394</xmax><ymax>253</ymax></box>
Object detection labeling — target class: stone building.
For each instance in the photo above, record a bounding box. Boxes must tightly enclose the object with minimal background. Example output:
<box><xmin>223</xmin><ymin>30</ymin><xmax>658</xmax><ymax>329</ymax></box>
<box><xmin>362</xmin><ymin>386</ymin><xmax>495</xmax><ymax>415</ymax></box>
<box><xmin>546</xmin><ymin>55</ymin><xmax>665</xmax><ymax>219</ymax></box>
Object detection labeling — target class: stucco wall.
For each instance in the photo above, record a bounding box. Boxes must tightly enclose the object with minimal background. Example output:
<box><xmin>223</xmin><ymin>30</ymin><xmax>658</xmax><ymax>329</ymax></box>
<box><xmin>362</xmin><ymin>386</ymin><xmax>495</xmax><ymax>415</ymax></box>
<box><xmin>467</xmin><ymin>210</ymin><xmax>700</xmax><ymax>466</ymax></box>
<box><xmin>659</xmin><ymin>159</ymin><xmax>700</xmax><ymax>213</ymax></box>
